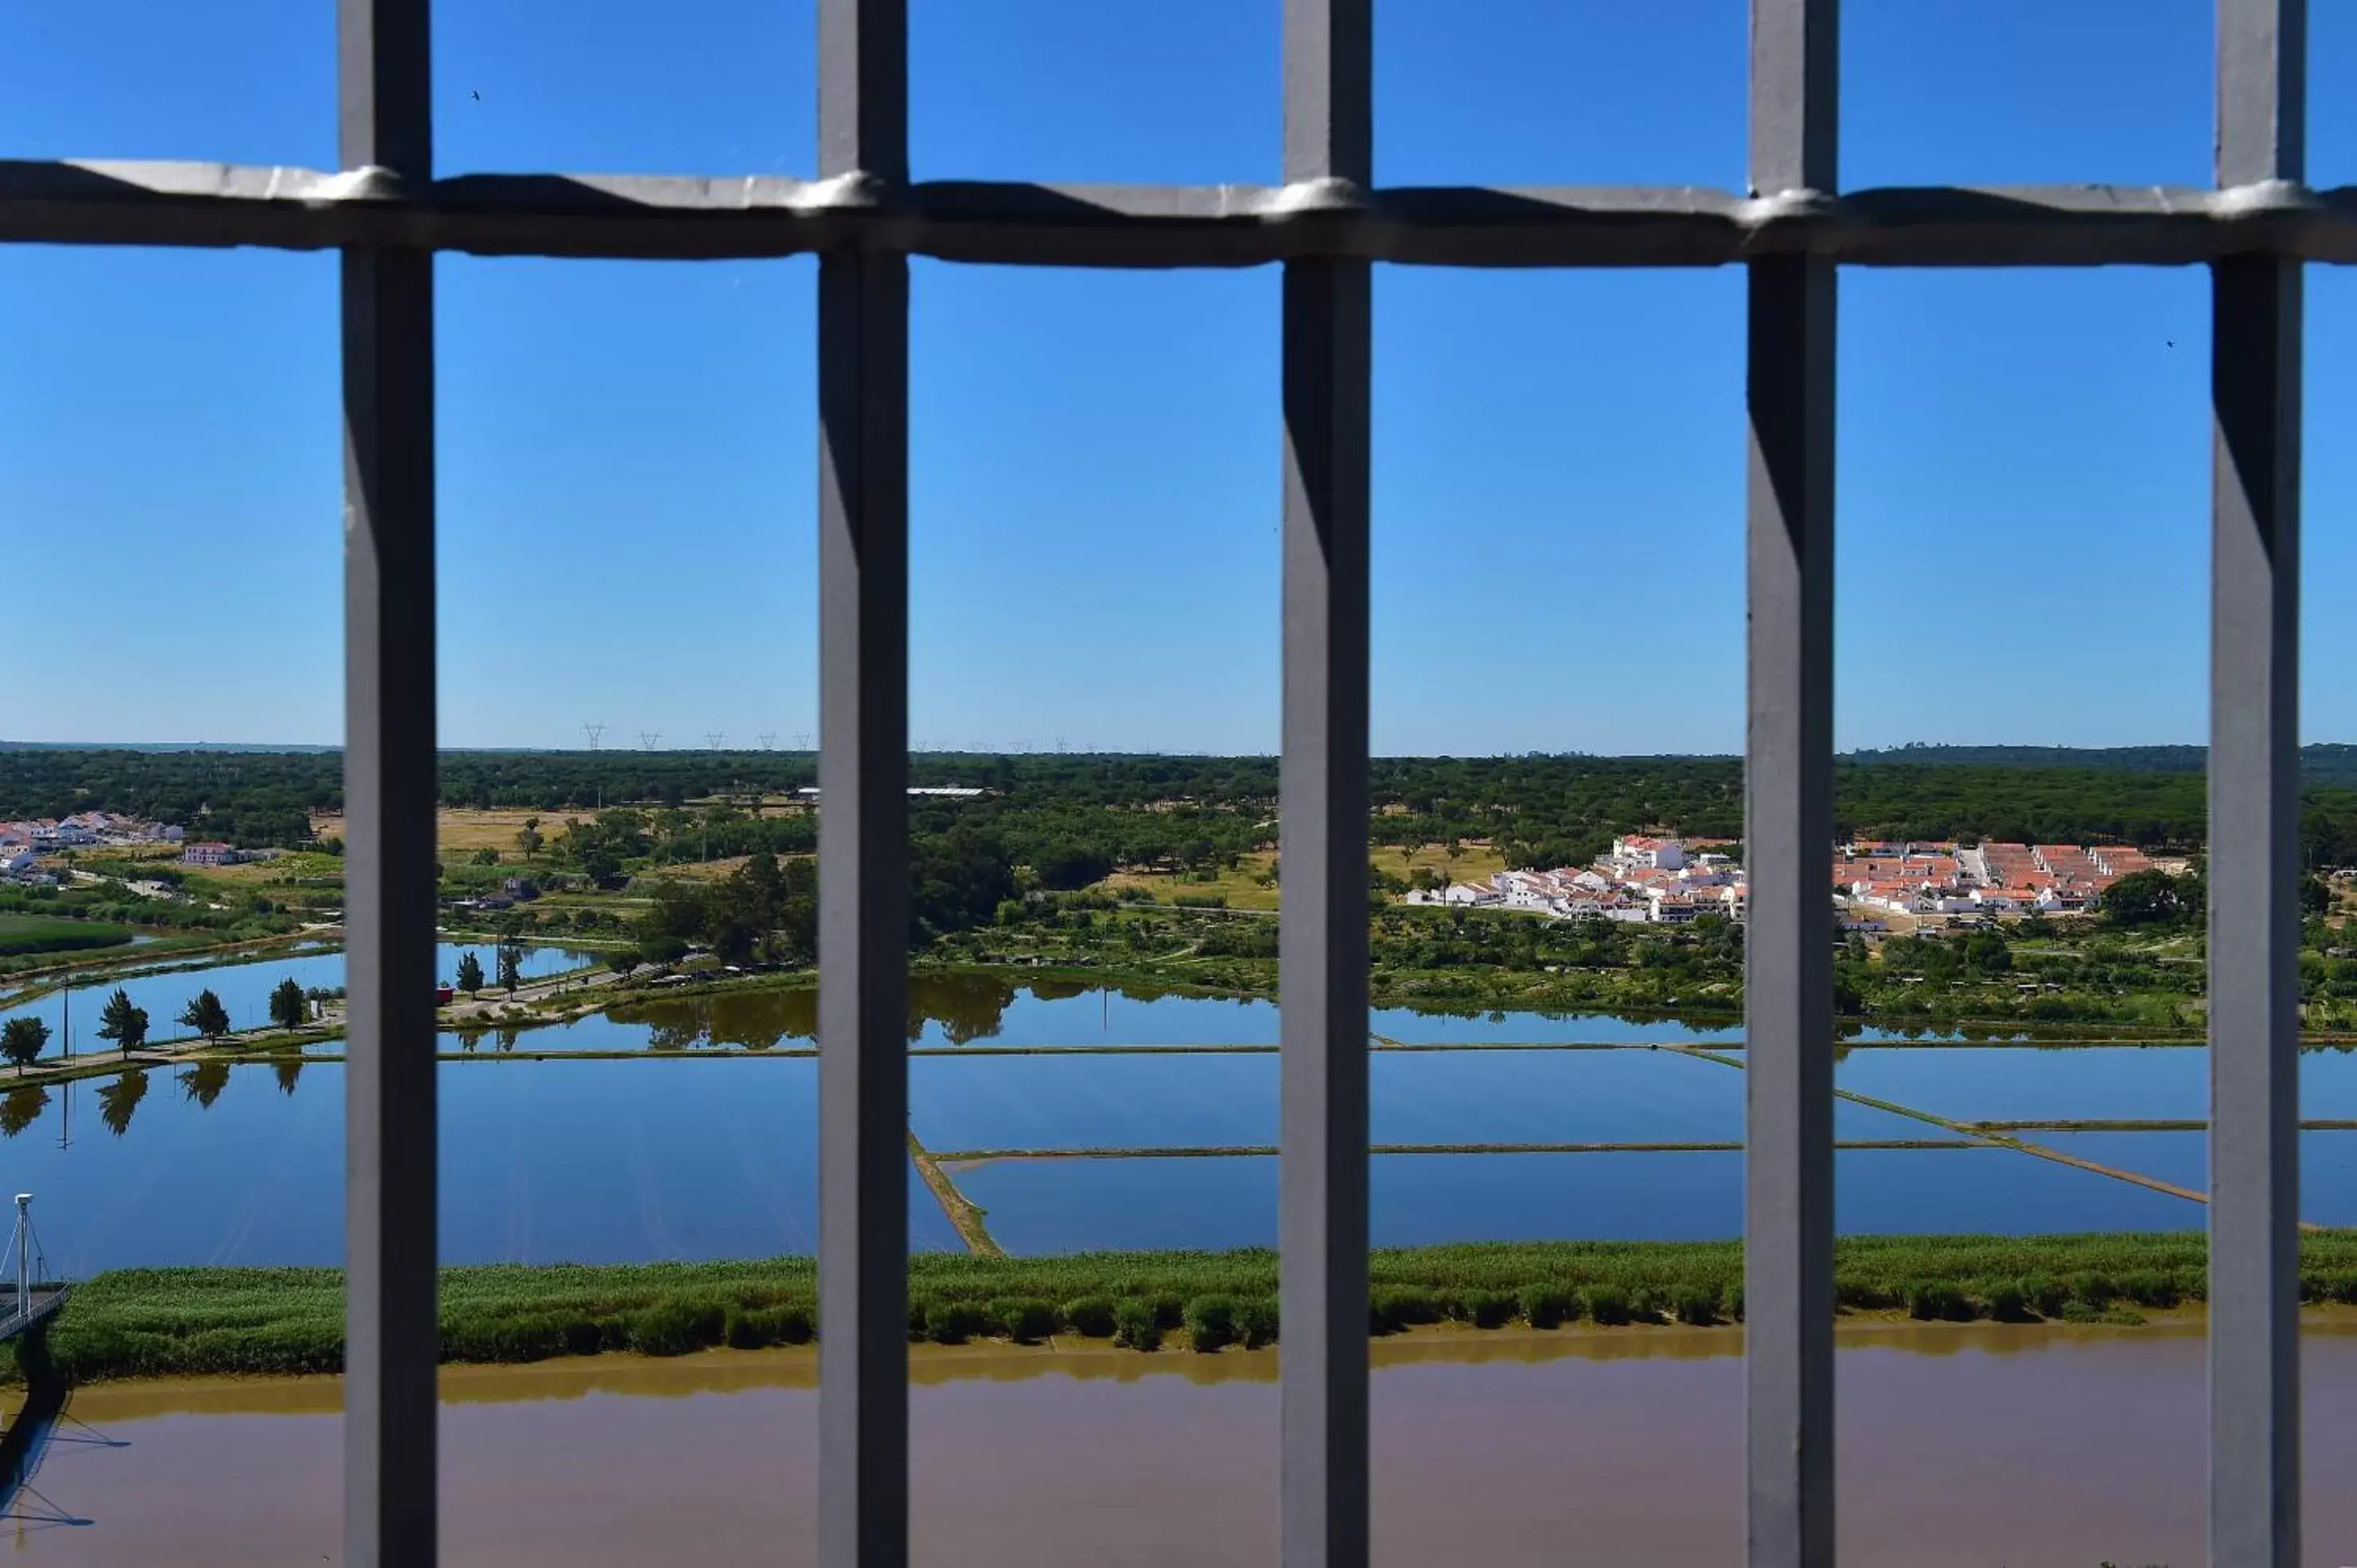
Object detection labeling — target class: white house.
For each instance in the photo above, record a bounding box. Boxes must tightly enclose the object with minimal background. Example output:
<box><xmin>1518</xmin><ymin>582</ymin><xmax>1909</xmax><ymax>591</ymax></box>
<box><xmin>1613</xmin><ymin>835</ymin><xmax>1687</xmax><ymax>870</ymax></box>
<box><xmin>0</xmin><ymin>848</ymin><xmax>37</xmax><ymax>877</ymax></box>
<box><xmin>1442</xmin><ymin>882</ymin><xmax>1501</xmax><ymax>907</ymax></box>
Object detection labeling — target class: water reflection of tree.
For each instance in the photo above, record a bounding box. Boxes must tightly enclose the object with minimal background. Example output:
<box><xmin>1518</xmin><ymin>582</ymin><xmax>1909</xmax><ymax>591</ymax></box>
<box><xmin>494</xmin><ymin>1027</ymin><xmax>520</xmax><ymax>1053</ymax></box>
<box><xmin>0</xmin><ymin>1085</ymin><xmax>49</xmax><ymax>1138</ymax></box>
<box><xmin>706</xmin><ymin>988</ymin><xmax>814</xmax><ymax>1051</ymax></box>
<box><xmin>274</xmin><ymin>1059</ymin><xmax>304</xmax><ymax>1095</ymax></box>
<box><xmin>98</xmin><ymin>1068</ymin><xmax>148</xmax><ymax>1136</ymax></box>
<box><xmin>909</xmin><ymin>973</ymin><xmax>1017</xmax><ymax>1045</ymax></box>
<box><xmin>178</xmin><ymin>1059</ymin><xmax>231</xmax><ymax>1108</ymax></box>
<box><xmin>643</xmin><ymin>1016</ymin><xmax>701</xmax><ymax>1052</ymax></box>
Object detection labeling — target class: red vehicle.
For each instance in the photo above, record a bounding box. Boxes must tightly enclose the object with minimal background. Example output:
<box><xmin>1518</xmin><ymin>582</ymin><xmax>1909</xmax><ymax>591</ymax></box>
<box><xmin>434</xmin><ymin>984</ymin><xmax>454</xmax><ymax>1006</ymax></box>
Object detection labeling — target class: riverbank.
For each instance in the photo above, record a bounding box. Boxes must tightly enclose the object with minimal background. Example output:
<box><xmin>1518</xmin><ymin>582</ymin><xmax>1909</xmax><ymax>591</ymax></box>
<box><xmin>22</xmin><ymin>1316</ymin><xmax>2357</xmax><ymax>1568</ymax></box>
<box><xmin>18</xmin><ymin>1232</ymin><xmax>2357</xmax><ymax>1384</ymax></box>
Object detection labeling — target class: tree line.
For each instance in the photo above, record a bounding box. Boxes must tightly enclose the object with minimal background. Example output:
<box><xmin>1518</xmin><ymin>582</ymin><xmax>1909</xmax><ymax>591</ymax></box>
<box><xmin>11</xmin><ymin>747</ymin><xmax>2357</xmax><ymax>870</ymax></box>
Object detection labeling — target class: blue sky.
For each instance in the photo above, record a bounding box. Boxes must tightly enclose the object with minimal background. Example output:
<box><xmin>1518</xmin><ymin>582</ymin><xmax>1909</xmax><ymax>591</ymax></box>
<box><xmin>2</xmin><ymin>0</ymin><xmax>2351</xmax><ymax>755</ymax></box>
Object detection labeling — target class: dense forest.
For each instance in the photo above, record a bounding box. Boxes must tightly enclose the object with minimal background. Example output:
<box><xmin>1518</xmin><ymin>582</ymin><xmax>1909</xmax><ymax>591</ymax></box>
<box><xmin>8</xmin><ymin>745</ymin><xmax>2357</xmax><ymax>872</ymax></box>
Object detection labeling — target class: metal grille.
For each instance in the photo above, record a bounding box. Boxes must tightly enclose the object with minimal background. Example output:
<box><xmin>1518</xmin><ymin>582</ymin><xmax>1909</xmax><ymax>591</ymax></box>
<box><xmin>8</xmin><ymin>0</ymin><xmax>2335</xmax><ymax>1562</ymax></box>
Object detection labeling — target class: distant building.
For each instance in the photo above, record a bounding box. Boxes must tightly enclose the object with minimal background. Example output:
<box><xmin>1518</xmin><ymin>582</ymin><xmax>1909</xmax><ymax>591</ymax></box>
<box><xmin>0</xmin><ymin>848</ymin><xmax>37</xmax><ymax>877</ymax></box>
<box><xmin>501</xmin><ymin>877</ymin><xmax>540</xmax><ymax>902</ymax></box>
<box><xmin>183</xmin><ymin>842</ymin><xmax>239</xmax><ymax>867</ymax></box>
<box><xmin>1612</xmin><ymin>835</ymin><xmax>1687</xmax><ymax>870</ymax></box>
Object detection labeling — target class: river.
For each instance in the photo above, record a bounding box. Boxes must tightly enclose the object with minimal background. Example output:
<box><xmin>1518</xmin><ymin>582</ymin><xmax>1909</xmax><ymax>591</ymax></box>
<box><xmin>12</xmin><ymin>1322</ymin><xmax>2357</xmax><ymax>1566</ymax></box>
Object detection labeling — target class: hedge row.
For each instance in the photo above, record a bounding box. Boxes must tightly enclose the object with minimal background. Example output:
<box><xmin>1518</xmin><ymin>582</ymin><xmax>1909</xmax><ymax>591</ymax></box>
<box><xmin>22</xmin><ymin>1232</ymin><xmax>2357</xmax><ymax>1383</ymax></box>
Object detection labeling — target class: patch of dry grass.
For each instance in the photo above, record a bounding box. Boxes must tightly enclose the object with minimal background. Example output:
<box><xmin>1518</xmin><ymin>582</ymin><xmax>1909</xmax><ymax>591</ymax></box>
<box><xmin>1101</xmin><ymin>850</ymin><xmax>1283</xmax><ymax>912</ymax></box>
<box><xmin>1370</xmin><ymin>842</ymin><xmax>1507</xmax><ymax>887</ymax></box>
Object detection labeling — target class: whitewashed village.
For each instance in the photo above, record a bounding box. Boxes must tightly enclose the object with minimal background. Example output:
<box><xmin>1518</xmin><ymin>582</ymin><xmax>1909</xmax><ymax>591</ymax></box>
<box><xmin>1409</xmin><ymin>833</ymin><xmax>2181</xmax><ymax>927</ymax></box>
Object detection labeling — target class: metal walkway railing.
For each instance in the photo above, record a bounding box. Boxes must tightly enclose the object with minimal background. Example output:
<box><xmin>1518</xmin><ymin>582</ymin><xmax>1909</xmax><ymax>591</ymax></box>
<box><xmin>0</xmin><ymin>2</ymin><xmax>2331</xmax><ymax>1564</ymax></box>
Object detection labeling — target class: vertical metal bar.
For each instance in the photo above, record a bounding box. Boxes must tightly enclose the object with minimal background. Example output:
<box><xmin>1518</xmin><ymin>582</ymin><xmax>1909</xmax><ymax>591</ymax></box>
<box><xmin>817</xmin><ymin>0</ymin><xmax>909</xmax><ymax>1565</ymax></box>
<box><xmin>338</xmin><ymin>1</ymin><xmax>435</xmax><ymax>1564</ymax></box>
<box><xmin>2211</xmin><ymin>6</ymin><xmax>2305</xmax><ymax>1566</ymax></box>
<box><xmin>1280</xmin><ymin>4</ymin><xmax>1370</xmax><ymax>1567</ymax></box>
<box><xmin>1745</xmin><ymin>2</ymin><xmax>1837</xmax><ymax>1566</ymax></box>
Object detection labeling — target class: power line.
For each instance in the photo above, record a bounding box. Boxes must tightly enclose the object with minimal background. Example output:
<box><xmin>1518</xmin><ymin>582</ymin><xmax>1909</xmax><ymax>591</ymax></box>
<box><xmin>757</xmin><ymin>732</ymin><xmax>778</xmax><ymax>750</ymax></box>
<box><xmin>582</xmin><ymin>721</ymin><xmax>605</xmax><ymax>750</ymax></box>
<box><xmin>639</xmin><ymin>731</ymin><xmax>662</xmax><ymax>751</ymax></box>
<box><xmin>705</xmin><ymin>731</ymin><xmax>726</xmax><ymax>751</ymax></box>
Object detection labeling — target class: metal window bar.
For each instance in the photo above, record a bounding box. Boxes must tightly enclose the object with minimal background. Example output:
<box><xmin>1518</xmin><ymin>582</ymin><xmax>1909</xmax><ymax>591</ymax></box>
<box><xmin>0</xmin><ymin>0</ymin><xmax>2310</xmax><ymax>1560</ymax></box>
<box><xmin>1279</xmin><ymin>1</ymin><xmax>1373</xmax><ymax>1563</ymax></box>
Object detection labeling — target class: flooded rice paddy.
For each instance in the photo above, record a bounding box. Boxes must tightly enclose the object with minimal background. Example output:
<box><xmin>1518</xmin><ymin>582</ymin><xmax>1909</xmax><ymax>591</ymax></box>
<box><xmin>0</xmin><ymin>941</ymin><xmax>600</xmax><ymax>1057</ymax></box>
<box><xmin>2</xmin><ymin>969</ymin><xmax>2354</xmax><ymax>1266</ymax></box>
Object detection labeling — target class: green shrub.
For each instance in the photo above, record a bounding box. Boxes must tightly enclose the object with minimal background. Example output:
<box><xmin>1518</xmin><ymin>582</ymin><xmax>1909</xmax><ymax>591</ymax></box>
<box><xmin>925</xmin><ymin>1300</ymin><xmax>988</xmax><ymax>1345</ymax></box>
<box><xmin>725</xmin><ymin>1307</ymin><xmax>769</xmax><ymax>1350</ymax></box>
<box><xmin>2115</xmin><ymin>1271</ymin><xmax>2179</xmax><ymax>1308</ymax></box>
<box><xmin>1720</xmin><ymin>1280</ymin><xmax>1745</xmax><ymax>1322</ymax></box>
<box><xmin>1184</xmin><ymin>1296</ymin><xmax>1239</xmax><ymax>1352</ymax></box>
<box><xmin>995</xmin><ymin>1298</ymin><xmax>1059</xmax><ymax>1343</ymax></box>
<box><xmin>2056</xmin><ymin>1299</ymin><xmax>2106</xmax><ymax>1323</ymax></box>
<box><xmin>723</xmin><ymin>1303</ymin><xmax>815</xmax><ymax>1349</ymax></box>
<box><xmin>1456</xmin><ymin>1290</ymin><xmax>1516</xmax><ymax>1330</ymax></box>
<box><xmin>630</xmin><ymin>1300</ymin><xmax>725</xmax><ymax>1357</ymax></box>
<box><xmin>446</xmin><ymin>1315</ymin><xmax>566</xmax><ymax>1363</ymax></box>
<box><xmin>2307</xmin><ymin>1269</ymin><xmax>2357</xmax><ymax>1305</ymax></box>
<box><xmin>2017</xmin><ymin>1273</ymin><xmax>2068</xmax><ymax>1318</ymax></box>
<box><xmin>1232</xmin><ymin>1296</ymin><xmax>1279</xmax><ymax>1348</ymax></box>
<box><xmin>1985</xmin><ymin>1283</ymin><xmax>2031</xmax><ymax>1322</ymax></box>
<box><xmin>1583</xmin><ymin>1285</ymin><xmax>1632</xmax><ymax>1326</ymax></box>
<box><xmin>1668</xmin><ymin>1284</ymin><xmax>1718</xmax><ymax>1326</ymax></box>
<box><xmin>1903</xmin><ymin>1281</ymin><xmax>1970</xmax><ymax>1322</ymax></box>
<box><xmin>1626</xmin><ymin>1286</ymin><xmax>1664</xmax><ymax>1322</ymax></box>
<box><xmin>1062</xmin><ymin>1296</ymin><xmax>1117</xmax><ymax>1338</ymax></box>
<box><xmin>1369</xmin><ymin>1287</ymin><xmax>1443</xmax><ymax>1334</ymax></box>
<box><xmin>2064</xmin><ymin>1271</ymin><xmax>2116</xmax><ymax>1309</ymax></box>
<box><xmin>1517</xmin><ymin>1285</ymin><xmax>1575</xmax><ymax>1330</ymax></box>
<box><xmin>1149</xmin><ymin>1296</ymin><xmax>1185</xmax><ymax>1331</ymax></box>
<box><xmin>1112</xmin><ymin>1299</ymin><xmax>1161</xmax><ymax>1351</ymax></box>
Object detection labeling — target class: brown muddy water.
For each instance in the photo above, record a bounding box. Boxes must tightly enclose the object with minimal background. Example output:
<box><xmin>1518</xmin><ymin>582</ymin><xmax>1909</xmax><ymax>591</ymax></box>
<box><xmin>12</xmin><ymin>1322</ymin><xmax>2357</xmax><ymax>1566</ymax></box>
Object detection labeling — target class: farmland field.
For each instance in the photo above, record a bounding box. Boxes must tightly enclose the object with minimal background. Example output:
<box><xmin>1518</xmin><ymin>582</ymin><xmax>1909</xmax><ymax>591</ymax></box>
<box><xmin>0</xmin><ymin>911</ymin><xmax>135</xmax><ymax>957</ymax></box>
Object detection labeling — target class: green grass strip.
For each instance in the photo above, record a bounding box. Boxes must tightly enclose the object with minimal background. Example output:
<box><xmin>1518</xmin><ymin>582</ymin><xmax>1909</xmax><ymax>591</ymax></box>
<box><xmin>22</xmin><ymin>1231</ymin><xmax>2357</xmax><ymax>1383</ymax></box>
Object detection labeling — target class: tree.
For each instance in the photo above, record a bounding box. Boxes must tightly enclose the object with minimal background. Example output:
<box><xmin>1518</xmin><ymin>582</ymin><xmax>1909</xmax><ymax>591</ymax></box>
<box><xmin>178</xmin><ymin>988</ymin><xmax>233</xmax><ymax>1042</ymax></box>
<box><xmin>2100</xmin><ymin>869</ymin><xmax>2188</xmax><ymax>929</ymax></box>
<box><xmin>96</xmin><ymin>988</ymin><xmax>150</xmax><ymax>1052</ymax></box>
<box><xmin>0</xmin><ymin>1017</ymin><xmax>49</xmax><ymax>1070</ymax></box>
<box><xmin>496</xmin><ymin>942</ymin><xmax>524</xmax><ymax>994</ymax></box>
<box><xmin>472</xmin><ymin>847</ymin><xmax>501</xmax><ymax>866</ymax></box>
<box><xmin>455</xmin><ymin>951</ymin><xmax>486</xmax><ymax>994</ymax></box>
<box><xmin>269</xmin><ymin>977</ymin><xmax>308</xmax><ymax>1030</ymax></box>
<box><xmin>1032</xmin><ymin>839</ymin><xmax>1114</xmax><ymax>892</ymax></box>
<box><xmin>517</xmin><ymin>816</ymin><xmax>544</xmax><ymax>860</ymax></box>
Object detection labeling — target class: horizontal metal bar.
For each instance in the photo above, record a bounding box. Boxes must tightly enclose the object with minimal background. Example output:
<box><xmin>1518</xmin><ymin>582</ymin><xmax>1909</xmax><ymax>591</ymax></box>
<box><xmin>2</xmin><ymin>161</ymin><xmax>2352</xmax><ymax>266</ymax></box>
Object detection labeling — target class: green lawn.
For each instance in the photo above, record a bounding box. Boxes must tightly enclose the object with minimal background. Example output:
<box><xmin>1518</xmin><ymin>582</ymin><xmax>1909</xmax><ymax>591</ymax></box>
<box><xmin>0</xmin><ymin>913</ymin><xmax>135</xmax><ymax>958</ymax></box>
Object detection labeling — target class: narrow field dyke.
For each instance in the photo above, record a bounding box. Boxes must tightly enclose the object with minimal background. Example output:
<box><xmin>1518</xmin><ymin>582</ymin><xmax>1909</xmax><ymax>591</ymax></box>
<box><xmin>933</xmin><ymin>1138</ymin><xmax>1978</xmax><ymax>1162</ymax></box>
<box><xmin>909</xmin><ymin>1131</ymin><xmax>1004</xmax><ymax>1258</ymax></box>
<box><xmin>1670</xmin><ymin>1042</ymin><xmax>2309</xmax><ymax>1223</ymax></box>
<box><xmin>20</xmin><ymin>1232</ymin><xmax>2357</xmax><ymax>1384</ymax></box>
<box><xmin>1969</xmin><ymin>1118</ymin><xmax>2357</xmax><ymax>1133</ymax></box>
